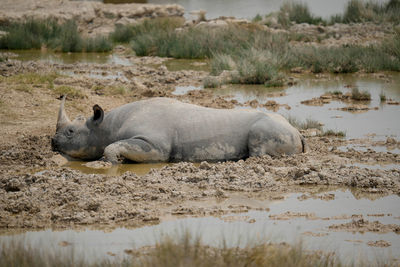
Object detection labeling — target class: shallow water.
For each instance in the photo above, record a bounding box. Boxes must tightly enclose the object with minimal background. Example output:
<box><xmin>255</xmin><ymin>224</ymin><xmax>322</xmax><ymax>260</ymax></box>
<box><xmin>64</xmin><ymin>161</ymin><xmax>171</xmax><ymax>176</ymax></box>
<box><xmin>1</xmin><ymin>189</ymin><xmax>399</xmax><ymax>264</ymax></box>
<box><xmin>98</xmin><ymin>0</ymin><xmax>371</xmax><ymax>20</ymax></box>
<box><xmin>212</xmin><ymin>73</ymin><xmax>400</xmax><ymax>140</ymax></box>
<box><xmin>173</xmin><ymin>85</ymin><xmax>203</xmax><ymax>95</ymax></box>
<box><xmin>164</xmin><ymin>58</ymin><xmax>209</xmax><ymax>72</ymax></box>
<box><xmin>338</xmin><ymin>144</ymin><xmax>400</xmax><ymax>154</ymax></box>
<box><xmin>3</xmin><ymin>50</ymin><xmax>133</xmax><ymax>66</ymax></box>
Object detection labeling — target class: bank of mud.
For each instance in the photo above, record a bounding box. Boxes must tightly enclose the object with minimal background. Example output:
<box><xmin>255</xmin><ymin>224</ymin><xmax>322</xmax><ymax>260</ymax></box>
<box><xmin>0</xmin><ymin>133</ymin><xmax>399</xmax><ymax>229</ymax></box>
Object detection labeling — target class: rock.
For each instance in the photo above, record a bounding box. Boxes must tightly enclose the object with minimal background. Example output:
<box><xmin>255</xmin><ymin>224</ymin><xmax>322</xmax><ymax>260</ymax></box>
<box><xmin>290</xmin><ymin>67</ymin><xmax>304</xmax><ymax>73</ymax></box>
<box><xmin>387</xmin><ymin>100</ymin><xmax>400</xmax><ymax>105</ymax></box>
<box><xmin>50</xmin><ymin>154</ymin><xmax>68</xmax><ymax>167</ymax></box>
<box><xmin>196</xmin><ymin>20</ymin><xmax>228</xmax><ymax>28</ymax></box>
<box><xmin>115</xmin><ymin>17</ymin><xmax>137</xmax><ymax>27</ymax></box>
<box><xmin>5</xmin><ymin>178</ymin><xmax>23</xmax><ymax>192</ymax></box>
<box><xmin>84</xmin><ymin>161</ymin><xmax>112</xmax><ymax>169</ymax></box>
<box><xmin>199</xmin><ymin>161</ymin><xmax>211</xmax><ymax>170</ymax></box>
<box><xmin>301</xmin><ymin>128</ymin><xmax>322</xmax><ymax>137</ymax></box>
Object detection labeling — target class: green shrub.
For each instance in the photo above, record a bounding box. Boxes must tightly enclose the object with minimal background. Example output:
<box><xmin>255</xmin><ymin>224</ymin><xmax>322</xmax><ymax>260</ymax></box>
<box><xmin>110</xmin><ymin>17</ymin><xmax>184</xmax><ymax>43</ymax></box>
<box><xmin>84</xmin><ymin>35</ymin><xmax>113</xmax><ymax>52</ymax></box>
<box><xmin>252</xmin><ymin>14</ymin><xmax>263</xmax><ymax>22</ymax></box>
<box><xmin>203</xmin><ymin>76</ymin><xmax>222</xmax><ymax>88</ymax></box>
<box><xmin>0</xmin><ymin>19</ymin><xmax>112</xmax><ymax>52</ymax></box>
<box><xmin>210</xmin><ymin>54</ymin><xmax>236</xmax><ymax>75</ymax></box>
<box><xmin>0</xmin><ymin>19</ymin><xmax>61</xmax><ymax>49</ymax></box>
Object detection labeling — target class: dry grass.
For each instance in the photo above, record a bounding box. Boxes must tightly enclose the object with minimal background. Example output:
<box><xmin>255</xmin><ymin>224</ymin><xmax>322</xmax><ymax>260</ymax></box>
<box><xmin>0</xmin><ymin>234</ymin><xmax>345</xmax><ymax>267</ymax></box>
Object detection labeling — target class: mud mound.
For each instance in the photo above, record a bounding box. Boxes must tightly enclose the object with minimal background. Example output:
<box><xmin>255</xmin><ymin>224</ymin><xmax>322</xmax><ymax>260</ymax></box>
<box><xmin>0</xmin><ymin>135</ymin><xmax>56</xmax><ymax>170</ymax></box>
<box><xmin>0</xmin><ymin>136</ymin><xmax>399</xmax><ymax>229</ymax></box>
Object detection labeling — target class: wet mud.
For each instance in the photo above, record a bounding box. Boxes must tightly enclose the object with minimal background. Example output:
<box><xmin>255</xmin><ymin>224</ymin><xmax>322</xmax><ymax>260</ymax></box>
<box><xmin>0</xmin><ymin>51</ymin><xmax>399</xmax><ymax>231</ymax></box>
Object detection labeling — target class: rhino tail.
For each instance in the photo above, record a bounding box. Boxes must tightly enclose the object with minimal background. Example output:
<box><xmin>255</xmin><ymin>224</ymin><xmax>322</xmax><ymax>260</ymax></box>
<box><xmin>300</xmin><ymin>135</ymin><xmax>306</xmax><ymax>153</ymax></box>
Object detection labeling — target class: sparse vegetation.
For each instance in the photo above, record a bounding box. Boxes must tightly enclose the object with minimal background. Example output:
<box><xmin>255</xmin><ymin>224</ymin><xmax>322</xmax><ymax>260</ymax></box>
<box><xmin>108</xmin><ymin>17</ymin><xmax>400</xmax><ymax>86</ymax></box>
<box><xmin>322</xmin><ymin>129</ymin><xmax>346</xmax><ymax>137</ymax></box>
<box><xmin>277</xmin><ymin>2</ymin><xmax>323</xmax><ymax>27</ymax></box>
<box><xmin>15</xmin><ymin>84</ymin><xmax>32</xmax><ymax>93</ymax></box>
<box><xmin>53</xmin><ymin>85</ymin><xmax>86</xmax><ymax>99</ymax></box>
<box><xmin>203</xmin><ymin>76</ymin><xmax>221</xmax><ymax>88</ymax></box>
<box><xmin>0</xmin><ymin>19</ymin><xmax>113</xmax><ymax>52</ymax></box>
<box><xmin>380</xmin><ymin>91</ymin><xmax>387</xmax><ymax>102</ymax></box>
<box><xmin>351</xmin><ymin>88</ymin><xmax>371</xmax><ymax>101</ymax></box>
<box><xmin>92</xmin><ymin>84</ymin><xmax>128</xmax><ymax>95</ymax></box>
<box><xmin>330</xmin><ymin>0</ymin><xmax>400</xmax><ymax>24</ymax></box>
<box><xmin>328</xmin><ymin>90</ymin><xmax>343</xmax><ymax>96</ymax></box>
<box><xmin>252</xmin><ymin>14</ymin><xmax>263</xmax><ymax>23</ymax></box>
<box><xmin>6</xmin><ymin>73</ymin><xmax>59</xmax><ymax>90</ymax></box>
<box><xmin>0</xmin><ymin>234</ymin><xmax>346</xmax><ymax>267</ymax></box>
<box><xmin>110</xmin><ymin>17</ymin><xmax>184</xmax><ymax>44</ymax></box>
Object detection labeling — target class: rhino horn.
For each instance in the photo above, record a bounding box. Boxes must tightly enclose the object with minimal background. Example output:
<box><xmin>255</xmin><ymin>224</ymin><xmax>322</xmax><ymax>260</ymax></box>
<box><xmin>56</xmin><ymin>95</ymin><xmax>71</xmax><ymax>131</ymax></box>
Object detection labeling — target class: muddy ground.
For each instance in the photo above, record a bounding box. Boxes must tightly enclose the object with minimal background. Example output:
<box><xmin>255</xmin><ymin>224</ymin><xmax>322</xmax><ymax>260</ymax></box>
<box><xmin>0</xmin><ymin>53</ymin><xmax>399</xmax><ymax>230</ymax></box>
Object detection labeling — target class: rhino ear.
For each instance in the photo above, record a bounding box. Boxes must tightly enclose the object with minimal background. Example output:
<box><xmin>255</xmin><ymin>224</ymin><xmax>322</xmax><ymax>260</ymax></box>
<box><xmin>92</xmin><ymin>104</ymin><xmax>104</xmax><ymax>126</ymax></box>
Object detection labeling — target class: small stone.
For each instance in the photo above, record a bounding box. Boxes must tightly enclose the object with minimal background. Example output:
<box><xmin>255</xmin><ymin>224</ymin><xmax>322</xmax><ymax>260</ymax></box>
<box><xmin>199</xmin><ymin>161</ymin><xmax>211</xmax><ymax>170</ymax></box>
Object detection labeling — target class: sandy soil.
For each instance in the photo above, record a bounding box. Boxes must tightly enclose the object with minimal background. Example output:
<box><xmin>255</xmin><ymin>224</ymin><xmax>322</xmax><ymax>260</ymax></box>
<box><xmin>0</xmin><ymin>54</ymin><xmax>399</xmax><ymax>230</ymax></box>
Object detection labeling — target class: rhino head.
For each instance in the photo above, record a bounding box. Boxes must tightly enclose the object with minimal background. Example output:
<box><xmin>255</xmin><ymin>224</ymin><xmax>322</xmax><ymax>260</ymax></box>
<box><xmin>51</xmin><ymin>96</ymin><xmax>106</xmax><ymax>160</ymax></box>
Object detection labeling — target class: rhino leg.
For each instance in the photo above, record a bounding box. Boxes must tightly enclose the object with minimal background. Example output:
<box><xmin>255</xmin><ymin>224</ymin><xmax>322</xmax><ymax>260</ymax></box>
<box><xmin>248</xmin><ymin>118</ymin><xmax>302</xmax><ymax>157</ymax></box>
<box><xmin>104</xmin><ymin>137</ymin><xmax>169</xmax><ymax>164</ymax></box>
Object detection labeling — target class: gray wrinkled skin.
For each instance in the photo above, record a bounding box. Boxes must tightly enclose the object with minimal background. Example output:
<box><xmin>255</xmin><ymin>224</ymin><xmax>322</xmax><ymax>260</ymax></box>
<box><xmin>52</xmin><ymin>97</ymin><xmax>304</xmax><ymax>163</ymax></box>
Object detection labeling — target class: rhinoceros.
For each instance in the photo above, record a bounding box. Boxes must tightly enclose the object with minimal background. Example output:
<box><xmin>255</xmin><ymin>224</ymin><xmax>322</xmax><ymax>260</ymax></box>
<box><xmin>51</xmin><ymin>96</ymin><xmax>305</xmax><ymax>163</ymax></box>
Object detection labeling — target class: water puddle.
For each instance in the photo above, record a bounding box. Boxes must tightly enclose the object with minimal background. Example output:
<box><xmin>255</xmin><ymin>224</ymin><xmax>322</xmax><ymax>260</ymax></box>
<box><xmin>349</xmin><ymin>162</ymin><xmax>400</xmax><ymax>171</ymax></box>
<box><xmin>135</xmin><ymin>0</ymin><xmax>353</xmax><ymax>19</ymax></box>
<box><xmin>3</xmin><ymin>50</ymin><xmax>133</xmax><ymax>66</ymax></box>
<box><xmin>164</xmin><ymin>59</ymin><xmax>209</xmax><ymax>72</ymax></box>
<box><xmin>1</xmin><ymin>189</ymin><xmax>399</xmax><ymax>264</ymax></box>
<box><xmin>173</xmin><ymin>85</ymin><xmax>203</xmax><ymax>95</ymax></box>
<box><xmin>63</xmin><ymin>161</ymin><xmax>171</xmax><ymax>176</ymax></box>
<box><xmin>213</xmin><ymin>74</ymin><xmax>400</xmax><ymax>140</ymax></box>
<box><xmin>338</xmin><ymin>144</ymin><xmax>400</xmax><ymax>154</ymax></box>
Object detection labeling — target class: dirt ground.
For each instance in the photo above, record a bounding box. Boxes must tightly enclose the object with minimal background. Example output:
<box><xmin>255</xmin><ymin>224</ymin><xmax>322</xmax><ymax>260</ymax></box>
<box><xmin>0</xmin><ymin>54</ymin><xmax>399</xmax><ymax>230</ymax></box>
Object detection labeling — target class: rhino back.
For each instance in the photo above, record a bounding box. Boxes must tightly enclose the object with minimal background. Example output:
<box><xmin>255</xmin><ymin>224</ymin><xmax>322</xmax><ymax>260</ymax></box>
<box><xmin>101</xmin><ymin>98</ymin><xmax>266</xmax><ymax>161</ymax></box>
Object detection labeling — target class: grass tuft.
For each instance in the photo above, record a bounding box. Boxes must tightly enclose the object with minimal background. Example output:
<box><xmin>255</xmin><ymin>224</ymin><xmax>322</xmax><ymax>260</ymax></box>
<box><xmin>203</xmin><ymin>76</ymin><xmax>222</xmax><ymax>88</ymax></box>
<box><xmin>351</xmin><ymin>88</ymin><xmax>371</xmax><ymax>101</ymax></box>
<box><xmin>92</xmin><ymin>84</ymin><xmax>128</xmax><ymax>95</ymax></box>
<box><xmin>278</xmin><ymin>2</ymin><xmax>323</xmax><ymax>27</ymax></box>
<box><xmin>53</xmin><ymin>85</ymin><xmax>85</xmax><ymax>99</ymax></box>
<box><xmin>379</xmin><ymin>91</ymin><xmax>386</xmax><ymax>102</ymax></box>
<box><xmin>322</xmin><ymin>129</ymin><xmax>346</xmax><ymax>137</ymax></box>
